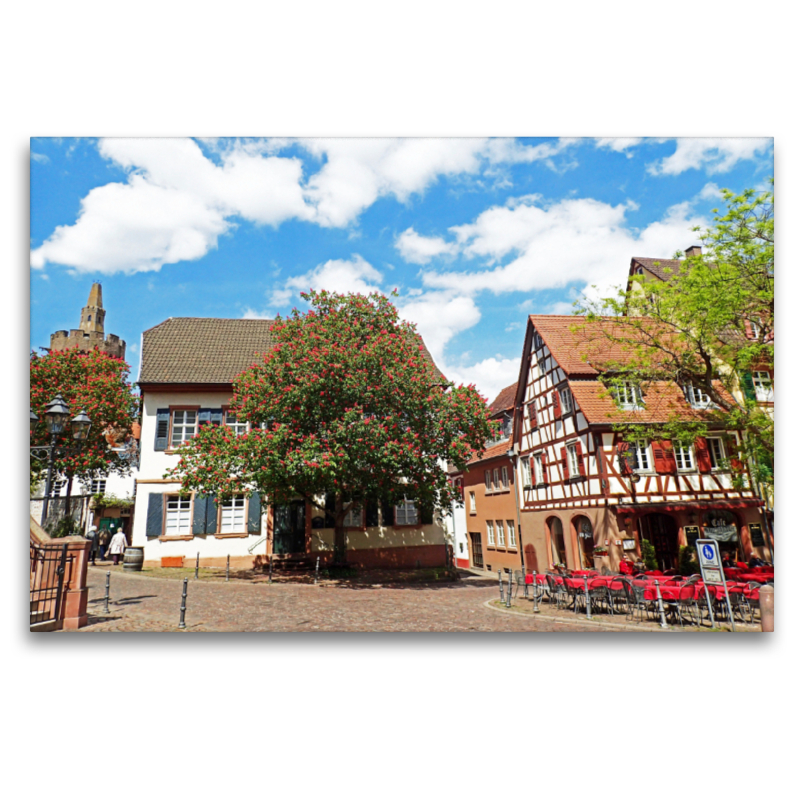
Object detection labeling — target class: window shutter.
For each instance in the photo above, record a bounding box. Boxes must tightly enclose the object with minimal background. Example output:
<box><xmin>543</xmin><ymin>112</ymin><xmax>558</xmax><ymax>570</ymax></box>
<box><xmin>552</xmin><ymin>390</ymin><xmax>562</xmax><ymax>419</ymax></box>
<box><xmin>154</xmin><ymin>408</ymin><xmax>170</xmax><ymax>451</ymax></box>
<box><xmin>560</xmin><ymin>447</ymin><xmax>569</xmax><ymax>478</ymax></box>
<box><xmin>741</xmin><ymin>371</ymin><xmax>757</xmax><ymax>401</ymax></box>
<box><xmin>575</xmin><ymin>441</ymin><xmax>586</xmax><ymax>476</ymax></box>
<box><xmin>528</xmin><ymin>402</ymin><xmax>537</xmax><ymax>428</ymax></box>
<box><xmin>247</xmin><ymin>493</ymin><xmax>262</xmax><ymax>533</ymax></box>
<box><xmin>365</xmin><ymin>498</ymin><xmax>379</xmax><ymax>527</ymax></box>
<box><xmin>616</xmin><ymin>442</ymin><xmax>631</xmax><ymax>475</ymax></box>
<box><xmin>198</xmin><ymin>409</ymin><xmax>212</xmax><ymax>427</ymax></box>
<box><xmin>421</xmin><ymin>504</ymin><xmax>433</xmax><ymax>525</ymax></box>
<box><xmin>210</xmin><ymin>409</ymin><xmax>223</xmax><ymax>426</ymax></box>
<box><xmin>205</xmin><ymin>493</ymin><xmax>217</xmax><ymax>534</ymax></box>
<box><xmin>540</xmin><ymin>451</ymin><xmax>548</xmax><ymax>482</ymax></box>
<box><xmin>652</xmin><ymin>442</ymin><xmax>667</xmax><ymax>473</ymax></box>
<box><xmin>662</xmin><ymin>441</ymin><xmax>677</xmax><ymax>473</ymax></box>
<box><xmin>381</xmin><ymin>500</ymin><xmax>395</xmax><ymax>527</ymax></box>
<box><xmin>192</xmin><ymin>495</ymin><xmax>208</xmax><ymax>535</ymax></box>
<box><xmin>695</xmin><ymin>438</ymin><xmax>712</xmax><ymax>473</ymax></box>
<box><xmin>145</xmin><ymin>493</ymin><xmax>163</xmax><ymax>538</ymax></box>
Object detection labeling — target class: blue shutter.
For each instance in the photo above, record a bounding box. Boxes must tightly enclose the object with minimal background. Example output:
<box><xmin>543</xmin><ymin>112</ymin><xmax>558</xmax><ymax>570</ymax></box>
<box><xmin>381</xmin><ymin>500</ymin><xmax>395</xmax><ymax>527</ymax></box>
<box><xmin>146</xmin><ymin>493</ymin><xmax>163</xmax><ymax>538</ymax></box>
<box><xmin>247</xmin><ymin>492</ymin><xmax>261</xmax><ymax>533</ymax></box>
<box><xmin>741</xmin><ymin>371</ymin><xmax>757</xmax><ymax>401</ymax></box>
<box><xmin>192</xmin><ymin>495</ymin><xmax>208</xmax><ymax>535</ymax></box>
<box><xmin>198</xmin><ymin>409</ymin><xmax>212</xmax><ymax>427</ymax></box>
<box><xmin>210</xmin><ymin>409</ymin><xmax>223</xmax><ymax>426</ymax></box>
<box><xmin>154</xmin><ymin>409</ymin><xmax>170</xmax><ymax>451</ymax></box>
<box><xmin>205</xmin><ymin>493</ymin><xmax>217</xmax><ymax>534</ymax></box>
<box><xmin>365</xmin><ymin>498</ymin><xmax>379</xmax><ymax>527</ymax></box>
<box><xmin>421</xmin><ymin>503</ymin><xmax>433</xmax><ymax>525</ymax></box>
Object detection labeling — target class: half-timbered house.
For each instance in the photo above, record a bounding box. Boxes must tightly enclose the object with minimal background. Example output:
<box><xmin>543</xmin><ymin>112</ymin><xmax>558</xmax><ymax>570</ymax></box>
<box><xmin>513</xmin><ymin>315</ymin><xmax>767</xmax><ymax>574</ymax></box>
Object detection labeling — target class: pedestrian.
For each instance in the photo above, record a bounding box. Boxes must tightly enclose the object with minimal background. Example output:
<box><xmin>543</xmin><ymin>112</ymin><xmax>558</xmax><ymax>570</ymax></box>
<box><xmin>108</xmin><ymin>528</ymin><xmax>127</xmax><ymax>566</ymax></box>
<box><xmin>98</xmin><ymin>527</ymin><xmax>110</xmax><ymax>560</ymax></box>
<box><xmin>85</xmin><ymin>525</ymin><xmax>98</xmax><ymax>566</ymax></box>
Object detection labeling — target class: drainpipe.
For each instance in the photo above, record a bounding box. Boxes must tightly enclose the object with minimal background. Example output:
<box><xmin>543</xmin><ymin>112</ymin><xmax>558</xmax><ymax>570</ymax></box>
<box><xmin>508</xmin><ymin>446</ymin><xmax>526</xmax><ymax>572</ymax></box>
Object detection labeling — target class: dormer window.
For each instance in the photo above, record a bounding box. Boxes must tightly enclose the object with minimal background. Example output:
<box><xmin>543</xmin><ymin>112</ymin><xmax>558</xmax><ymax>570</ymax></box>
<box><xmin>684</xmin><ymin>385</ymin><xmax>712</xmax><ymax>409</ymax></box>
<box><xmin>613</xmin><ymin>382</ymin><xmax>644</xmax><ymax>410</ymax></box>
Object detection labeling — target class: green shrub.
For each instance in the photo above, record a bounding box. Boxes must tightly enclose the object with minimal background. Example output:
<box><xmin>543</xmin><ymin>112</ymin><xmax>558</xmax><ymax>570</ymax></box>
<box><xmin>640</xmin><ymin>539</ymin><xmax>659</xmax><ymax>571</ymax></box>
<box><xmin>679</xmin><ymin>545</ymin><xmax>698</xmax><ymax>576</ymax></box>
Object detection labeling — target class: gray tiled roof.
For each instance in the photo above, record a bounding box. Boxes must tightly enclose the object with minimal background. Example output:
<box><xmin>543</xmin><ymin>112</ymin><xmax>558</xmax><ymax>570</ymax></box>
<box><xmin>139</xmin><ymin>317</ymin><xmax>446</xmax><ymax>385</ymax></box>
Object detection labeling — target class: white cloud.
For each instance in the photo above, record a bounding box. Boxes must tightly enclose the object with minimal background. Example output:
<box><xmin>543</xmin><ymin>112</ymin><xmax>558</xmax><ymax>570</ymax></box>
<box><xmin>419</xmin><ymin>194</ymin><xmax>708</xmax><ymax>301</ymax></box>
<box><xmin>270</xmin><ymin>255</ymin><xmax>383</xmax><ymax>308</ymax></box>
<box><xmin>595</xmin><ymin>137</ymin><xmax>643</xmax><ymax>156</ymax></box>
<box><xmin>241</xmin><ymin>308</ymin><xmax>274</xmax><ymax>320</ymax></box>
<box><xmin>445</xmin><ymin>357</ymin><xmax>521</xmax><ymax>404</ymax></box>
<box><xmin>698</xmin><ymin>182</ymin><xmax>722</xmax><ymax>200</ymax></box>
<box><xmin>31</xmin><ymin>152</ymin><xmax>50</xmax><ymax>164</ymax></box>
<box><xmin>395</xmin><ymin>227</ymin><xmax>458</xmax><ymax>264</ymax></box>
<box><xmin>647</xmin><ymin>137</ymin><xmax>772</xmax><ymax>176</ymax></box>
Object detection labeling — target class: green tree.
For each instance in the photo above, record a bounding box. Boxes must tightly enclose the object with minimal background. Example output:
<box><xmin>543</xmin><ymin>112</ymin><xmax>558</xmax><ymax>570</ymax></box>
<box><xmin>577</xmin><ymin>182</ymin><xmax>774</xmax><ymax>490</ymax></box>
<box><xmin>166</xmin><ymin>291</ymin><xmax>496</xmax><ymax>563</ymax></box>
<box><xmin>30</xmin><ymin>348</ymin><xmax>140</xmax><ymax>498</ymax></box>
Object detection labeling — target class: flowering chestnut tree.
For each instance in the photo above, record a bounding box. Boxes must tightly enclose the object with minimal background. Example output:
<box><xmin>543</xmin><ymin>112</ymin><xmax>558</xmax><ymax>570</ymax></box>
<box><xmin>167</xmin><ymin>291</ymin><xmax>495</xmax><ymax>561</ymax></box>
<box><xmin>30</xmin><ymin>348</ymin><xmax>140</xmax><ymax>490</ymax></box>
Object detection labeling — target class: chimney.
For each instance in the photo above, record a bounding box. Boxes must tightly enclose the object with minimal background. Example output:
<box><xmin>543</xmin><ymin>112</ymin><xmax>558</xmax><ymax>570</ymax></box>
<box><xmin>685</xmin><ymin>246</ymin><xmax>702</xmax><ymax>259</ymax></box>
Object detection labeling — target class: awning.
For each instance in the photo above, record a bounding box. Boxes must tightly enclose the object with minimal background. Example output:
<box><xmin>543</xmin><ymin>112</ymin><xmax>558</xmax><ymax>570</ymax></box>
<box><xmin>616</xmin><ymin>498</ymin><xmax>764</xmax><ymax>514</ymax></box>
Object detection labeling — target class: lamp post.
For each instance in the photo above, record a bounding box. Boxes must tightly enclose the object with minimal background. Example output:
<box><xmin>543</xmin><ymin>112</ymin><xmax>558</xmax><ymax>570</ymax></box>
<box><xmin>30</xmin><ymin>394</ymin><xmax>92</xmax><ymax>527</ymax></box>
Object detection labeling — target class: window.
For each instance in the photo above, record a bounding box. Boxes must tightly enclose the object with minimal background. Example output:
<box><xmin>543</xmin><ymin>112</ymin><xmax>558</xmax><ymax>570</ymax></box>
<box><xmin>395</xmin><ymin>497</ymin><xmax>419</xmax><ymax>526</ymax></box>
<box><xmin>224</xmin><ymin>410</ymin><xmax>248</xmax><ymax>436</ymax></box>
<box><xmin>493</xmin><ymin>468</ymin><xmax>500</xmax><ymax>490</ymax></box>
<box><xmin>521</xmin><ymin>457</ymin><xmax>532</xmax><ymax>487</ymax></box>
<box><xmin>51</xmin><ymin>479</ymin><xmax>66</xmax><ymax>496</ymax></box>
<box><xmin>707</xmin><ymin>437</ymin><xmax>725</xmax><ymax>469</ymax></box>
<box><xmin>631</xmin><ymin>441</ymin><xmax>650</xmax><ymax>472</ymax></box>
<box><xmin>171</xmin><ymin>409</ymin><xmax>197</xmax><ymax>447</ymax></box>
<box><xmin>343</xmin><ymin>503</ymin><xmax>363</xmax><ymax>527</ymax></box>
<box><xmin>487</xmin><ymin>520</ymin><xmax>495</xmax><ymax>546</ymax></box>
<box><xmin>507</xmin><ymin>520</ymin><xmax>516</xmax><ymax>548</ymax></box>
<box><xmin>753</xmin><ymin>371</ymin><xmax>774</xmax><ymax>402</ymax></box>
<box><xmin>559</xmin><ymin>387</ymin><xmax>573</xmax><ymax>414</ymax></box>
<box><xmin>496</xmin><ymin>520</ymin><xmax>505</xmax><ymax>547</ymax></box>
<box><xmin>219</xmin><ymin>496</ymin><xmax>246</xmax><ymax>533</ymax></box>
<box><xmin>484</xmin><ymin>470</ymin><xmax>492</xmax><ymax>492</ymax></box>
<box><xmin>501</xmin><ymin>466</ymin><xmax>509</xmax><ymax>489</ymax></box>
<box><xmin>165</xmin><ymin>496</ymin><xmax>192</xmax><ymax>536</ymax></box>
<box><xmin>469</xmin><ymin>492</ymin><xmax>476</xmax><ymax>513</ymax></box>
<box><xmin>613</xmin><ymin>383</ymin><xmax>643</xmax><ymax>409</ymax></box>
<box><xmin>684</xmin><ymin>385</ymin><xmax>712</xmax><ymax>408</ymax></box>
<box><xmin>673</xmin><ymin>443</ymin><xmax>694</xmax><ymax>471</ymax></box>
<box><xmin>533</xmin><ymin>452</ymin><xmax>544</xmax><ymax>484</ymax></box>
<box><xmin>90</xmin><ymin>479</ymin><xmax>106</xmax><ymax>495</ymax></box>
<box><xmin>501</xmin><ymin>415</ymin><xmax>513</xmax><ymax>438</ymax></box>
<box><xmin>567</xmin><ymin>443</ymin><xmax>581</xmax><ymax>477</ymax></box>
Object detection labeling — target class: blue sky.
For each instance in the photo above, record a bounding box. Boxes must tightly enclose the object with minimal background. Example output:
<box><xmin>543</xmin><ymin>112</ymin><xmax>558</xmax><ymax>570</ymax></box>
<box><xmin>30</xmin><ymin>137</ymin><xmax>773</xmax><ymax>401</ymax></box>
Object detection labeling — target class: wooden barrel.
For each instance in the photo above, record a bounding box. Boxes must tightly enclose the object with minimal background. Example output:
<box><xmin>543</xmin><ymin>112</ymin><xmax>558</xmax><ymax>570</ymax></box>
<box><xmin>123</xmin><ymin>547</ymin><xmax>144</xmax><ymax>571</ymax></box>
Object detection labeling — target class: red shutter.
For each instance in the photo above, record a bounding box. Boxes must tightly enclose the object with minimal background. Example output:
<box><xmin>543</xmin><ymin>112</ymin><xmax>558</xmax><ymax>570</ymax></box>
<box><xmin>662</xmin><ymin>441</ymin><xmax>677</xmax><ymax>473</ymax></box>
<box><xmin>575</xmin><ymin>441</ymin><xmax>586</xmax><ymax>476</ymax></box>
<box><xmin>560</xmin><ymin>447</ymin><xmax>569</xmax><ymax>478</ymax></box>
<box><xmin>616</xmin><ymin>442</ymin><xmax>631</xmax><ymax>475</ymax></box>
<box><xmin>652</xmin><ymin>442</ymin><xmax>667</xmax><ymax>473</ymax></box>
<box><xmin>552</xmin><ymin>390</ymin><xmax>562</xmax><ymax>419</ymax></box>
<box><xmin>695</xmin><ymin>437</ymin><xmax>712</xmax><ymax>473</ymax></box>
<box><xmin>528</xmin><ymin>402</ymin><xmax>537</xmax><ymax>428</ymax></box>
<box><xmin>541</xmin><ymin>451</ymin><xmax>548</xmax><ymax>483</ymax></box>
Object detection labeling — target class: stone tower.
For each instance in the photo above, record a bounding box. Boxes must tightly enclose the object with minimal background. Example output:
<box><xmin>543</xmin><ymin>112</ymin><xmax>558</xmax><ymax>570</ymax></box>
<box><xmin>49</xmin><ymin>282</ymin><xmax>126</xmax><ymax>359</ymax></box>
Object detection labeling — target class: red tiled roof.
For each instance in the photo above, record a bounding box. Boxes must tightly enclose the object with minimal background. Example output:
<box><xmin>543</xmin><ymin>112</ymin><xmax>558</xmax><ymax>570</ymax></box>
<box><xmin>631</xmin><ymin>256</ymin><xmax>683</xmax><ymax>282</ymax></box>
<box><xmin>530</xmin><ymin>315</ymin><xmax>684</xmax><ymax>376</ymax></box>
<box><xmin>568</xmin><ymin>379</ymin><xmax>735</xmax><ymax>425</ymax></box>
<box><xmin>489</xmin><ymin>382</ymin><xmax>518</xmax><ymax>415</ymax></box>
<box><xmin>467</xmin><ymin>438</ymin><xmax>512</xmax><ymax>466</ymax></box>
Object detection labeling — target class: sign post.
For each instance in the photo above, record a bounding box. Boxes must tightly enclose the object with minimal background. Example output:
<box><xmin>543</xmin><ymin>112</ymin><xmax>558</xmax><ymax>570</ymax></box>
<box><xmin>696</xmin><ymin>539</ymin><xmax>736</xmax><ymax>632</ymax></box>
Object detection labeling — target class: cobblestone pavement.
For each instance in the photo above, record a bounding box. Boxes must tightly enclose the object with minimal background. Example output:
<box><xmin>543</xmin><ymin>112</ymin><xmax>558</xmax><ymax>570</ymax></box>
<box><xmin>70</xmin><ymin>567</ymin><xmax>748</xmax><ymax>633</ymax></box>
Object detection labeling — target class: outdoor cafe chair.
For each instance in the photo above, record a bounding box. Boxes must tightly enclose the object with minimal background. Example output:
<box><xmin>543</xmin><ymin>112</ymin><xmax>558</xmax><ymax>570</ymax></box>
<box><xmin>546</xmin><ymin>573</ymin><xmax>568</xmax><ymax>609</ymax></box>
<box><xmin>562</xmin><ymin>576</ymin><xmax>586</xmax><ymax>614</ymax></box>
<box><xmin>608</xmin><ymin>577</ymin><xmax>629</xmax><ymax>615</ymax></box>
<box><xmin>621</xmin><ymin>578</ymin><xmax>650</xmax><ymax>623</ymax></box>
<box><xmin>677</xmin><ymin>576</ymin><xmax>702</xmax><ymax>627</ymax></box>
<box><xmin>741</xmin><ymin>582</ymin><xmax>762</xmax><ymax>624</ymax></box>
<box><xmin>514</xmin><ymin>570</ymin><xmax>530</xmax><ymax>600</ymax></box>
<box><xmin>588</xmin><ymin>577</ymin><xmax>613</xmax><ymax>615</ymax></box>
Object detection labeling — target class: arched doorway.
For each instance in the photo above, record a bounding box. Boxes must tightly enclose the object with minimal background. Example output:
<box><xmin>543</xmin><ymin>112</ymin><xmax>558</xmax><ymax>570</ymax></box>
<box><xmin>639</xmin><ymin>513</ymin><xmax>679</xmax><ymax>571</ymax></box>
<box><xmin>548</xmin><ymin>517</ymin><xmax>568</xmax><ymax>568</ymax></box>
<box><xmin>573</xmin><ymin>515</ymin><xmax>594</xmax><ymax>569</ymax></box>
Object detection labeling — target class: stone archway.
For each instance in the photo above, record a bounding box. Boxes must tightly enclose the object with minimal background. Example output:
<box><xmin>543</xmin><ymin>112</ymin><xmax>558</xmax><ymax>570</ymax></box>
<box><xmin>639</xmin><ymin>513</ymin><xmax>679</xmax><ymax>571</ymax></box>
<box><xmin>573</xmin><ymin>514</ymin><xmax>595</xmax><ymax>569</ymax></box>
<box><xmin>547</xmin><ymin>516</ymin><xmax>568</xmax><ymax>569</ymax></box>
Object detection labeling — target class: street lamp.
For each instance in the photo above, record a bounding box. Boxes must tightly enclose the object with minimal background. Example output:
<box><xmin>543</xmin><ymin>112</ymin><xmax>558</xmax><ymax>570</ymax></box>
<box><xmin>30</xmin><ymin>396</ymin><xmax>92</xmax><ymax>527</ymax></box>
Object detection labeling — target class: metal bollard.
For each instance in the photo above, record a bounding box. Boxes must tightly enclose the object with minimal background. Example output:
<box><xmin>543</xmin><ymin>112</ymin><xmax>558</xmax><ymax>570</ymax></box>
<box><xmin>195</xmin><ymin>552</ymin><xmax>199</xmax><ymax>580</ymax></box>
<box><xmin>314</xmin><ymin>556</ymin><xmax>320</xmax><ymax>585</ymax></box>
<box><xmin>532</xmin><ymin>571</ymin><xmax>540</xmax><ymax>613</ymax></box>
<box><xmin>583</xmin><ymin>575</ymin><xmax>592</xmax><ymax>620</ymax></box>
<box><xmin>268</xmin><ymin>555</ymin><xmax>273</xmax><ymax>584</ymax></box>
<box><xmin>179</xmin><ymin>577</ymin><xmax>188</xmax><ymax>629</ymax></box>
<box><xmin>654</xmin><ymin>580</ymin><xmax>668</xmax><ymax>629</ymax></box>
<box><xmin>226</xmin><ymin>554</ymin><xmax>230</xmax><ymax>582</ymax></box>
<box><xmin>104</xmin><ymin>571</ymin><xmax>111</xmax><ymax>614</ymax></box>
<box><xmin>759</xmin><ymin>585</ymin><xmax>774</xmax><ymax>632</ymax></box>
<box><xmin>506</xmin><ymin>570</ymin><xmax>512</xmax><ymax>608</ymax></box>
<box><xmin>703</xmin><ymin>585</ymin><xmax>716</xmax><ymax>629</ymax></box>
<box><xmin>498</xmin><ymin>570</ymin><xmax>504</xmax><ymax>603</ymax></box>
